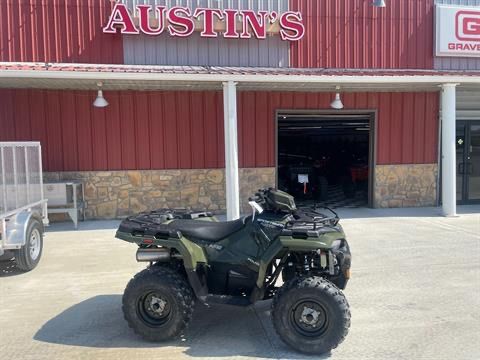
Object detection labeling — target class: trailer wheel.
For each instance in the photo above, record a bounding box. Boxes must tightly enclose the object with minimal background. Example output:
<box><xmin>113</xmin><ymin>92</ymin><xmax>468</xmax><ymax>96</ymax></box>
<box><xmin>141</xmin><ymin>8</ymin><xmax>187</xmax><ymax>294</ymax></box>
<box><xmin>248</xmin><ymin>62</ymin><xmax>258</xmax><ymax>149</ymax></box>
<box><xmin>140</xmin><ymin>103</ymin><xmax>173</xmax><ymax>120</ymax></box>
<box><xmin>15</xmin><ymin>219</ymin><xmax>43</xmax><ymax>271</ymax></box>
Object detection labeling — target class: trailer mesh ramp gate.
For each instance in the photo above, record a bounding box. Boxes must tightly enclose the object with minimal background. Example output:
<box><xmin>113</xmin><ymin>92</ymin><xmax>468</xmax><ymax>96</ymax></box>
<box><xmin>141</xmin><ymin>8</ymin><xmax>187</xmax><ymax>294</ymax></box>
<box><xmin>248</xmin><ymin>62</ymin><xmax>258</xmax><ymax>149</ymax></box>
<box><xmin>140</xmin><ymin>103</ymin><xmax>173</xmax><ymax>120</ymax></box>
<box><xmin>0</xmin><ymin>142</ymin><xmax>47</xmax><ymax>253</ymax></box>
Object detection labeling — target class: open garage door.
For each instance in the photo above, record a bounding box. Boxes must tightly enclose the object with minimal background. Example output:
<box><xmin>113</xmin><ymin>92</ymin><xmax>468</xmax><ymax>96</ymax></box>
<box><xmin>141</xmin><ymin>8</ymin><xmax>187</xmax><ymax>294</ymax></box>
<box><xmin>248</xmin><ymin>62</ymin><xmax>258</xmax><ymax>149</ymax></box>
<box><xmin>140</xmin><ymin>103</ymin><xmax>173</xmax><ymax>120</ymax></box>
<box><xmin>277</xmin><ymin>112</ymin><xmax>375</xmax><ymax>208</ymax></box>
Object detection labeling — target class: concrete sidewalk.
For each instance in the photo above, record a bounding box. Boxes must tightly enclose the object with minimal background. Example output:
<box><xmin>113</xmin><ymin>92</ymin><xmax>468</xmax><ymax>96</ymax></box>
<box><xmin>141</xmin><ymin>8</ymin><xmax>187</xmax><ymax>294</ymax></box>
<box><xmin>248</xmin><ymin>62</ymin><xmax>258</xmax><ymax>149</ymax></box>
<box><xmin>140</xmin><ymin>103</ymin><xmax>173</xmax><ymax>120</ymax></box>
<box><xmin>0</xmin><ymin>207</ymin><xmax>479</xmax><ymax>360</ymax></box>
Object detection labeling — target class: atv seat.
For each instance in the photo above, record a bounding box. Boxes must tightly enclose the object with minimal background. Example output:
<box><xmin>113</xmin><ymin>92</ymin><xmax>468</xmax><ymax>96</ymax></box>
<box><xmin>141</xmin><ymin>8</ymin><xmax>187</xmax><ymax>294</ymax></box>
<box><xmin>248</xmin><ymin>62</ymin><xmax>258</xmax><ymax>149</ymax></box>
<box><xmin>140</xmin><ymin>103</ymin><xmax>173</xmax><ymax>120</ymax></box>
<box><xmin>168</xmin><ymin>218</ymin><xmax>245</xmax><ymax>242</ymax></box>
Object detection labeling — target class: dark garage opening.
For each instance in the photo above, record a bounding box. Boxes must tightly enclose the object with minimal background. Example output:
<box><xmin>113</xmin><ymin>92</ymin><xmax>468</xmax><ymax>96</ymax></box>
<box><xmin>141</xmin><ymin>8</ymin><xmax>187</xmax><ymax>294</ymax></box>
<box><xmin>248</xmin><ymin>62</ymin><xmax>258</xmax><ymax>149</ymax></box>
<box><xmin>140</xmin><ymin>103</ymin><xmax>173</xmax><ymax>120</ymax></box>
<box><xmin>277</xmin><ymin>113</ymin><xmax>373</xmax><ymax>208</ymax></box>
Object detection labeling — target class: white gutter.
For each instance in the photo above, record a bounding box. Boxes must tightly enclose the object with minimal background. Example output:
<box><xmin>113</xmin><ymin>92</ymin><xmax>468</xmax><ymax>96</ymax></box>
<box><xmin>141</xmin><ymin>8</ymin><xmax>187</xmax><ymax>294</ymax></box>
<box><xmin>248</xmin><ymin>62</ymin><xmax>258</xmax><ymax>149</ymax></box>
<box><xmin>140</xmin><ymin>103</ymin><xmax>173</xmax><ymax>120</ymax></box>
<box><xmin>0</xmin><ymin>69</ymin><xmax>479</xmax><ymax>85</ymax></box>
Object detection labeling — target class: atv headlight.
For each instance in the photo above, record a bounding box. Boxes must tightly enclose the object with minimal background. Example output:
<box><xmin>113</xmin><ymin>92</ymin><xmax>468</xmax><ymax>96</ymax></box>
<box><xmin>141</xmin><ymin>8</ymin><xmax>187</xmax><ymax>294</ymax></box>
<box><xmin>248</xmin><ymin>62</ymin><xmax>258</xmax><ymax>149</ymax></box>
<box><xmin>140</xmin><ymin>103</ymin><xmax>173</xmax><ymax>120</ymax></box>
<box><xmin>331</xmin><ymin>239</ymin><xmax>344</xmax><ymax>251</ymax></box>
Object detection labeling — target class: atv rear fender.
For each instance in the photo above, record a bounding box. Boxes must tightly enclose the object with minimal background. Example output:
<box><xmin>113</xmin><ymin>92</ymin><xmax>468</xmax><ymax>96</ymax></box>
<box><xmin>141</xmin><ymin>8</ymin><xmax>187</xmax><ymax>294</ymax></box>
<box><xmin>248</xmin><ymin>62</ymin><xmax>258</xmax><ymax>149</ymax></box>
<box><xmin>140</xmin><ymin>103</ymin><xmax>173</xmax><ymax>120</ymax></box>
<box><xmin>116</xmin><ymin>231</ymin><xmax>207</xmax><ymax>269</ymax></box>
<box><xmin>116</xmin><ymin>231</ymin><xmax>210</xmax><ymax>298</ymax></box>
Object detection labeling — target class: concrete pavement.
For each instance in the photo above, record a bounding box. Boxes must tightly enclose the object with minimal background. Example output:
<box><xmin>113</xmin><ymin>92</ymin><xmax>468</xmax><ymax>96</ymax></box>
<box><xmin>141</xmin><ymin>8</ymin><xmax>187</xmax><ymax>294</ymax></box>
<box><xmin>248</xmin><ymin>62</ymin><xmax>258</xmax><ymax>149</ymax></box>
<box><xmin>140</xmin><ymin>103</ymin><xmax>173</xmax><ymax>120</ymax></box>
<box><xmin>0</xmin><ymin>207</ymin><xmax>479</xmax><ymax>360</ymax></box>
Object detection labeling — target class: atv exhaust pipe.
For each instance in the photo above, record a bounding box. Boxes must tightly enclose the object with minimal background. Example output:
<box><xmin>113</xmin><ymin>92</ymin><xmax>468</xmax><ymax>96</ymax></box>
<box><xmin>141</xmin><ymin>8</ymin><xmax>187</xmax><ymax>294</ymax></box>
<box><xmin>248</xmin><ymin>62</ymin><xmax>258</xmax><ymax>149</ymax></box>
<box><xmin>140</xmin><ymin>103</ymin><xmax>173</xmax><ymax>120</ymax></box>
<box><xmin>136</xmin><ymin>248</ymin><xmax>171</xmax><ymax>262</ymax></box>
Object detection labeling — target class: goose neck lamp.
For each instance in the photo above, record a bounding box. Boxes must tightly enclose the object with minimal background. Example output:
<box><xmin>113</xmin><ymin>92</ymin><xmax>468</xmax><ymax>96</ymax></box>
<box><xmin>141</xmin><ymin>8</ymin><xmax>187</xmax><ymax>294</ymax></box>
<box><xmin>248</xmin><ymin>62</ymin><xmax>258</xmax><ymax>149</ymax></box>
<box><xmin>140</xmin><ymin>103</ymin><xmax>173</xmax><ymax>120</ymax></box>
<box><xmin>330</xmin><ymin>87</ymin><xmax>344</xmax><ymax>110</ymax></box>
<box><xmin>93</xmin><ymin>82</ymin><xmax>109</xmax><ymax>108</ymax></box>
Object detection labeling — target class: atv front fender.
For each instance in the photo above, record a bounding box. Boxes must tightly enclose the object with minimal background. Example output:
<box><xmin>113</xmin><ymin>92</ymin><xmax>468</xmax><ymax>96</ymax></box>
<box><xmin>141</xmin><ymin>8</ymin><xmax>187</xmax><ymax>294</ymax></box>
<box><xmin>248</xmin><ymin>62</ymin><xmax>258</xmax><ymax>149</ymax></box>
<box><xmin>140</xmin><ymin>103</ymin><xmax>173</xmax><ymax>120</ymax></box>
<box><xmin>256</xmin><ymin>232</ymin><xmax>344</xmax><ymax>288</ymax></box>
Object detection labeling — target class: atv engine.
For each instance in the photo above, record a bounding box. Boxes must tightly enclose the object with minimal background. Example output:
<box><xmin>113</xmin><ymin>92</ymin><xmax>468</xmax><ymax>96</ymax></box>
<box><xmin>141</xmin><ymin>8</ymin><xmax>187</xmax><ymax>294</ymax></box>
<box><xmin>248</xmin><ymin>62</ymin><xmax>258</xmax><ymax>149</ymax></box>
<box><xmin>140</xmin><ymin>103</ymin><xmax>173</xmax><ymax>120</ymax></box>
<box><xmin>281</xmin><ymin>240</ymin><xmax>351</xmax><ymax>290</ymax></box>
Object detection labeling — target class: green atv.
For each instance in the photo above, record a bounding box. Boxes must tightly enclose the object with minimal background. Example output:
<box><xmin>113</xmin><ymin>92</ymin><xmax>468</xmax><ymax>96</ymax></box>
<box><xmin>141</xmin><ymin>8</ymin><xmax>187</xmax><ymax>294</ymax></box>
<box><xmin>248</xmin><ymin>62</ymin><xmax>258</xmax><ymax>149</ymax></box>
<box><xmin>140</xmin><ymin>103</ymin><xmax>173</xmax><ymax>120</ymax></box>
<box><xmin>116</xmin><ymin>189</ymin><xmax>352</xmax><ymax>354</ymax></box>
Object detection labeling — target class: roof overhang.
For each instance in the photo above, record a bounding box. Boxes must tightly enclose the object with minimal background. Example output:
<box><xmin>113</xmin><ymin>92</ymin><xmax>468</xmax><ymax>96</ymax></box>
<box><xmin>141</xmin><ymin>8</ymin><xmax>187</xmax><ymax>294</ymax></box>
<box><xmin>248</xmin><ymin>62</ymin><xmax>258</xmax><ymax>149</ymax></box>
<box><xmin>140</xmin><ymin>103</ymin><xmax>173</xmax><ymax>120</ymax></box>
<box><xmin>0</xmin><ymin>62</ymin><xmax>479</xmax><ymax>92</ymax></box>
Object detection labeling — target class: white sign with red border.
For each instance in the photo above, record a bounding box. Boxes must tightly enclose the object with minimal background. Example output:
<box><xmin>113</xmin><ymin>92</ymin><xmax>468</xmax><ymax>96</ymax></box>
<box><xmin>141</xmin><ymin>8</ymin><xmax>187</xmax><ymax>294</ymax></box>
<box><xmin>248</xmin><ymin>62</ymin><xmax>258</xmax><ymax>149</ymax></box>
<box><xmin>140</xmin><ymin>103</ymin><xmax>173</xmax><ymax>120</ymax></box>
<box><xmin>436</xmin><ymin>4</ymin><xmax>480</xmax><ymax>57</ymax></box>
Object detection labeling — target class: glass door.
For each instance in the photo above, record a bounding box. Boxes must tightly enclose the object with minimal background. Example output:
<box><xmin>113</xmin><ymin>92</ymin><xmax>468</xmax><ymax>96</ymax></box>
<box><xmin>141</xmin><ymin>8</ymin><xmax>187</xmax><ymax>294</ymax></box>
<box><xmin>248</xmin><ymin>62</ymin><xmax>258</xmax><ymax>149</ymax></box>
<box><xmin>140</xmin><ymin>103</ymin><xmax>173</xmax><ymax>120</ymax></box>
<box><xmin>467</xmin><ymin>124</ymin><xmax>480</xmax><ymax>202</ymax></box>
<box><xmin>456</xmin><ymin>121</ymin><xmax>480</xmax><ymax>204</ymax></box>
<box><xmin>456</xmin><ymin>123</ymin><xmax>466</xmax><ymax>202</ymax></box>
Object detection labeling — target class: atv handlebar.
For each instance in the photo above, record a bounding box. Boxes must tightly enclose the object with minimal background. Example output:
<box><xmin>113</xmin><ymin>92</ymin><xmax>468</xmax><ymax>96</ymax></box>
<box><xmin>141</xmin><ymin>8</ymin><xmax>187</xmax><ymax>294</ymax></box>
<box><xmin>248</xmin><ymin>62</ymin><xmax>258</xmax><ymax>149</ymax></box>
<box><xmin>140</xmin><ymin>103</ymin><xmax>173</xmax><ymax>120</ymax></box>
<box><xmin>250</xmin><ymin>189</ymin><xmax>340</xmax><ymax>226</ymax></box>
<box><xmin>252</xmin><ymin>188</ymin><xmax>278</xmax><ymax>210</ymax></box>
<box><xmin>249</xmin><ymin>188</ymin><xmax>272</xmax><ymax>205</ymax></box>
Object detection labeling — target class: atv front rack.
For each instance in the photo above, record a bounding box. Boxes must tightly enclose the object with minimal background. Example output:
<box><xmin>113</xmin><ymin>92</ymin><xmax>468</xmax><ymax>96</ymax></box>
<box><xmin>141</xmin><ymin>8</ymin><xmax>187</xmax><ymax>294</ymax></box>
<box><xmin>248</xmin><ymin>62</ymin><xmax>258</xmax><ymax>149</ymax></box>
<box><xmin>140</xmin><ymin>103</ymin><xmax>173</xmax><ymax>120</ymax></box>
<box><xmin>287</xmin><ymin>206</ymin><xmax>339</xmax><ymax>230</ymax></box>
<box><xmin>280</xmin><ymin>207</ymin><xmax>339</xmax><ymax>239</ymax></box>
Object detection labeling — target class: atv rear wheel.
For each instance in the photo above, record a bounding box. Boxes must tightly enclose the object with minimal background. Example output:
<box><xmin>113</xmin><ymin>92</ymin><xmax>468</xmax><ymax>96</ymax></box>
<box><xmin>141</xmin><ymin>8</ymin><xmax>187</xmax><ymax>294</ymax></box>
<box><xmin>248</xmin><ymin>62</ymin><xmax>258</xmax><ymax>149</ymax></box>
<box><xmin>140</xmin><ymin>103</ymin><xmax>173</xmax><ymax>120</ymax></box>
<box><xmin>272</xmin><ymin>277</ymin><xmax>350</xmax><ymax>354</ymax></box>
<box><xmin>122</xmin><ymin>266</ymin><xmax>195</xmax><ymax>341</ymax></box>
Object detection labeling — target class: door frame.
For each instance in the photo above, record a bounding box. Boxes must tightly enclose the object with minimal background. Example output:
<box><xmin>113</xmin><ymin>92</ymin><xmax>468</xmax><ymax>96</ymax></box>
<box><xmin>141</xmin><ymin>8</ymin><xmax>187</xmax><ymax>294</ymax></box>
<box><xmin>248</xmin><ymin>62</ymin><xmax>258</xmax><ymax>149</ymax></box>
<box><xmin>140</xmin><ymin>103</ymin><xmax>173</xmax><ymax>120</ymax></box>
<box><xmin>457</xmin><ymin>120</ymin><xmax>480</xmax><ymax>205</ymax></box>
<box><xmin>274</xmin><ymin>109</ymin><xmax>377</xmax><ymax>208</ymax></box>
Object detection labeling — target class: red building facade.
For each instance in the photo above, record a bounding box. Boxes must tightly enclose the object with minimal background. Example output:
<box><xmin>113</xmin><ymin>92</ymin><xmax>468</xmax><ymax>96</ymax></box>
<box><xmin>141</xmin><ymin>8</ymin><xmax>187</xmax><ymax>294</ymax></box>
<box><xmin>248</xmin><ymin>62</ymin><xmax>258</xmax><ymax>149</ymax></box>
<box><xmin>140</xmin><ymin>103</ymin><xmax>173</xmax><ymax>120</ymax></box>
<box><xmin>0</xmin><ymin>0</ymin><xmax>479</xmax><ymax>218</ymax></box>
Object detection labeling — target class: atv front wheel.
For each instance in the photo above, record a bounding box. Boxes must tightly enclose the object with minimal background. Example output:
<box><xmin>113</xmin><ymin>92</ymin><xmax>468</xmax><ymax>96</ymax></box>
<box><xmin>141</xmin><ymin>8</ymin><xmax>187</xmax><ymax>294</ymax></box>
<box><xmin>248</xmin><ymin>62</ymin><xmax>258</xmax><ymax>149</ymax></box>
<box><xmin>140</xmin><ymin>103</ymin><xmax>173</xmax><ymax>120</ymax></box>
<box><xmin>122</xmin><ymin>266</ymin><xmax>195</xmax><ymax>341</ymax></box>
<box><xmin>272</xmin><ymin>277</ymin><xmax>350</xmax><ymax>354</ymax></box>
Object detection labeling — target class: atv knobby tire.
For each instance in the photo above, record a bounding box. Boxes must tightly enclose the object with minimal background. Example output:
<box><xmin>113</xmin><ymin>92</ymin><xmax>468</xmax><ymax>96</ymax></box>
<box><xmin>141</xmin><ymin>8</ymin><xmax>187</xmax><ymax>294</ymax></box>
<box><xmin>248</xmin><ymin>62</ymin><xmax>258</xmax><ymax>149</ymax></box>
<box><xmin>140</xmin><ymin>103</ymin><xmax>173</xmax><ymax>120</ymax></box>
<box><xmin>122</xmin><ymin>266</ymin><xmax>195</xmax><ymax>341</ymax></box>
<box><xmin>272</xmin><ymin>276</ymin><xmax>350</xmax><ymax>354</ymax></box>
<box><xmin>14</xmin><ymin>218</ymin><xmax>43</xmax><ymax>271</ymax></box>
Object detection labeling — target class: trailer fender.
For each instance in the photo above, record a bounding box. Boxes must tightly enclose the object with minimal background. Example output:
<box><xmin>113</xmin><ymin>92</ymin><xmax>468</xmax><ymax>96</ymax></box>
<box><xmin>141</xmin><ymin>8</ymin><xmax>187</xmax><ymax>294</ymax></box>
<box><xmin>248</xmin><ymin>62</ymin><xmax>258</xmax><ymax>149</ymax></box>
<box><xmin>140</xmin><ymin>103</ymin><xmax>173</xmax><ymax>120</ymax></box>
<box><xmin>6</xmin><ymin>211</ymin><xmax>44</xmax><ymax>249</ymax></box>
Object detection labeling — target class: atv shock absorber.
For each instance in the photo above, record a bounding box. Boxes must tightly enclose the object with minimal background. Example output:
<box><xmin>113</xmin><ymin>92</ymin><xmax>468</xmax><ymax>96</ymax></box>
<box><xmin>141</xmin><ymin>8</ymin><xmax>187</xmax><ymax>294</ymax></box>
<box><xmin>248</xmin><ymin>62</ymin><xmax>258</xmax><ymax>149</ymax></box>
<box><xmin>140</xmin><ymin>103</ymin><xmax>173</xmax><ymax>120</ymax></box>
<box><xmin>303</xmin><ymin>255</ymin><xmax>310</xmax><ymax>272</ymax></box>
<box><xmin>328</xmin><ymin>251</ymin><xmax>335</xmax><ymax>275</ymax></box>
<box><xmin>267</xmin><ymin>253</ymin><xmax>290</xmax><ymax>288</ymax></box>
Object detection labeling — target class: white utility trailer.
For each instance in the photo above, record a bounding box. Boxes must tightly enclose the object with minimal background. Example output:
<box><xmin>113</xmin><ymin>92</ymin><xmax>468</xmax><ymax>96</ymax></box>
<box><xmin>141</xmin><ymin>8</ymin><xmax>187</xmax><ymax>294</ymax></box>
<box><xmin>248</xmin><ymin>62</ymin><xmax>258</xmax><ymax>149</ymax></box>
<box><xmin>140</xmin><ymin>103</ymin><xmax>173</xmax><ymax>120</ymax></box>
<box><xmin>0</xmin><ymin>142</ymin><xmax>48</xmax><ymax>271</ymax></box>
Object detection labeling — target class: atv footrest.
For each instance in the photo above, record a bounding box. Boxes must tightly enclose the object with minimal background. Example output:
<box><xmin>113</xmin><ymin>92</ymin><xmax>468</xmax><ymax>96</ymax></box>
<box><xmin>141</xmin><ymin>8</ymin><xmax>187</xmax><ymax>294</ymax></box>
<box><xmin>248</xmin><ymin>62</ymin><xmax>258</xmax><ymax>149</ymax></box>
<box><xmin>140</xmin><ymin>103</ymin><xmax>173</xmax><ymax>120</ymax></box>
<box><xmin>204</xmin><ymin>295</ymin><xmax>252</xmax><ymax>307</ymax></box>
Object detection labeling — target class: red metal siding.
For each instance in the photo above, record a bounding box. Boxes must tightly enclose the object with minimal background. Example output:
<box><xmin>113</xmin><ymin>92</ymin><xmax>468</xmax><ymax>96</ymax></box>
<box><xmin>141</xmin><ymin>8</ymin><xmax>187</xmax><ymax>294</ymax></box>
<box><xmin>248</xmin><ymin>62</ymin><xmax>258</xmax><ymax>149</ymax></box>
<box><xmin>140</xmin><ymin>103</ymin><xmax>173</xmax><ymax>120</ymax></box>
<box><xmin>237</xmin><ymin>92</ymin><xmax>439</xmax><ymax>167</ymax></box>
<box><xmin>0</xmin><ymin>90</ymin><xmax>438</xmax><ymax>172</ymax></box>
<box><xmin>290</xmin><ymin>0</ymin><xmax>435</xmax><ymax>69</ymax></box>
<box><xmin>0</xmin><ymin>90</ymin><xmax>226</xmax><ymax>171</ymax></box>
<box><xmin>204</xmin><ymin>92</ymin><xmax>221</xmax><ymax>168</ymax></box>
<box><xmin>0</xmin><ymin>0</ymin><xmax>123</xmax><ymax>64</ymax></box>
<box><xmin>59</xmin><ymin>91</ymin><xmax>78</xmax><ymax>171</ymax></box>
<box><xmin>75</xmin><ymin>93</ymin><xmax>93</xmax><ymax>171</ymax></box>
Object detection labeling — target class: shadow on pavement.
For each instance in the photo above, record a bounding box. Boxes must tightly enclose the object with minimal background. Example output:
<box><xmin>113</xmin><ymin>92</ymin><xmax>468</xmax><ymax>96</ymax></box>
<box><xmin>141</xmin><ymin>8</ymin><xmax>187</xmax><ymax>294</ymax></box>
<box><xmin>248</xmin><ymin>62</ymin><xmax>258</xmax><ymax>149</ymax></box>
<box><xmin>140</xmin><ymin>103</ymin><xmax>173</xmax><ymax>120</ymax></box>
<box><xmin>457</xmin><ymin>205</ymin><xmax>480</xmax><ymax>215</ymax></box>
<box><xmin>0</xmin><ymin>259</ymin><xmax>25</xmax><ymax>277</ymax></box>
<box><xmin>34</xmin><ymin>295</ymin><xmax>327</xmax><ymax>359</ymax></box>
<box><xmin>34</xmin><ymin>295</ymin><xmax>160</xmax><ymax>349</ymax></box>
<box><xmin>336</xmin><ymin>205</ymin><xmax>480</xmax><ymax>220</ymax></box>
<box><xmin>45</xmin><ymin>220</ymin><xmax>121</xmax><ymax>233</ymax></box>
<box><xmin>335</xmin><ymin>207</ymin><xmax>444</xmax><ymax>219</ymax></box>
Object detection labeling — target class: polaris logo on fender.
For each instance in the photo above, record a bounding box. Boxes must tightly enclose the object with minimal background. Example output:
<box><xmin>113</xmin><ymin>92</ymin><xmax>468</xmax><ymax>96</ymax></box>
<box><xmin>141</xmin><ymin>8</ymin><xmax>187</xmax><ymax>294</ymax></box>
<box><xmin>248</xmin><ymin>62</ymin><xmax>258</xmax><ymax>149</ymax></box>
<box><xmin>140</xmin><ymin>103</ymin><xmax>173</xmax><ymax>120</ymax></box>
<box><xmin>257</xmin><ymin>219</ymin><xmax>284</xmax><ymax>229</ymax></box>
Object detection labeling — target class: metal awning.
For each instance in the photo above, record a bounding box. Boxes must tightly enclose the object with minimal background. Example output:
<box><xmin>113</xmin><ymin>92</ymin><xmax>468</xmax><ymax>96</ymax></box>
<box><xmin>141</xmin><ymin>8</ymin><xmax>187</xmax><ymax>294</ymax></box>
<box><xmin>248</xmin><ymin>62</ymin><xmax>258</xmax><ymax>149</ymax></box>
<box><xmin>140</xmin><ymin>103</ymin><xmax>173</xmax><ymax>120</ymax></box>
<box><xmin>0</xmin><ymin>62</ymin><xmax>479</xmax><ymax>92</ymax></box>
<box><xmin>1</xmin><ymin>62</ymin><xmax>476</xmax><ymax>218</ymax></box>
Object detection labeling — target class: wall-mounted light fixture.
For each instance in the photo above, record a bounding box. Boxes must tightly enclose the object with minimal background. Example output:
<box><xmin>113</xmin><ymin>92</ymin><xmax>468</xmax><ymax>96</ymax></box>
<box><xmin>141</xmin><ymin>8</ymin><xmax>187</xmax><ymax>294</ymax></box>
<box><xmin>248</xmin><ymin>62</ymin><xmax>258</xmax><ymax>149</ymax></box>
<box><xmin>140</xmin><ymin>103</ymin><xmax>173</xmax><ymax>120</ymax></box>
<box><xmin>93</xmin><ymin>82</ymin><xmax>109</xmax><ymax>108</ymax></box>
<box><xmin>330</xmin><ymin>86</ymin><xmax>344</xmax><ymax>110</ymax></box>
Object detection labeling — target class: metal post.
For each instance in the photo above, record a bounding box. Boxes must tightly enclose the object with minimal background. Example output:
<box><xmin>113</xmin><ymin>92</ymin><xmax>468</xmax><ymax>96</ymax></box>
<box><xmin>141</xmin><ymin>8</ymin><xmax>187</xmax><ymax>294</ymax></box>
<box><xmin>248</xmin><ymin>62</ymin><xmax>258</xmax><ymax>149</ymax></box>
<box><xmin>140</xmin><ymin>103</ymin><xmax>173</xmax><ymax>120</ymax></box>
<box><xmin>12</xmin><ymin>146</ymin><xmax>18</xmax><ymax>209</ymax></box>
<box><xmin>38</xmin><ymin>144</ymin><xmax>48</xmax><ymax>224</ymax></box>
<box><xmin>223</xmin><ymin>81</ymin><xmax>240</xmax><ymax>220</ymax></box>
<box><xmin>1</xmin><ymin>147</ymin><xmax>7</xmax><ymax>213</ymax></box>
<box><xmin>441</xmin><ymin>84</ymin><xmax>458</xmax><ymax>217</ymax></box>
<box><xmin>25</xmin><ymin>146</ymin><xmax>31</xmax><ymax>204</ymax></box>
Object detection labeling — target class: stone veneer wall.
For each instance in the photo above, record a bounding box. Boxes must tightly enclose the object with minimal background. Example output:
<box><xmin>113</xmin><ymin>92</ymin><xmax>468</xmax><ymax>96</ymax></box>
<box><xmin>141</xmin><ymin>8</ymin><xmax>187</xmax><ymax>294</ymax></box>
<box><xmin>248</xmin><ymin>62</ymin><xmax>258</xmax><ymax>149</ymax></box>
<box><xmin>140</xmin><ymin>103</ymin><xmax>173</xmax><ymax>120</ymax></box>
<box><xmin>374</xmin><ymin>164</ymin><xmax>438</xmax><ymax>208</ymax></box>
<box><xmin>44</xmin><ymin>168</ymin><xmax>276</xmax><ymax>219</ymax></box>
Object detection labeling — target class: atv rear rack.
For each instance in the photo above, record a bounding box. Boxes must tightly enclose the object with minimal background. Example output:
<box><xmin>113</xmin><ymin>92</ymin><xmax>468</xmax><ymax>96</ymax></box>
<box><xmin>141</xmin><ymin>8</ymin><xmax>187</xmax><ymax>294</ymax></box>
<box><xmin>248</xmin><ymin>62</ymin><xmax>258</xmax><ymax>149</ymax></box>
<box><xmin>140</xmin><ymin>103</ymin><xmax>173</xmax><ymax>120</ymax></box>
<box><xmin>129</xmin><ymin>209</ymin><xmax>213</xmax><ymax>224</ymax></box>
<box><xmin>117</xmin><ymin>209</ymin><xmax>214</xmax><ymax>240</ymax></box>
